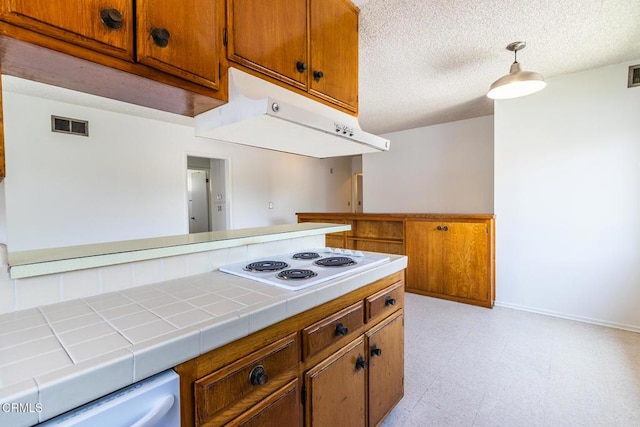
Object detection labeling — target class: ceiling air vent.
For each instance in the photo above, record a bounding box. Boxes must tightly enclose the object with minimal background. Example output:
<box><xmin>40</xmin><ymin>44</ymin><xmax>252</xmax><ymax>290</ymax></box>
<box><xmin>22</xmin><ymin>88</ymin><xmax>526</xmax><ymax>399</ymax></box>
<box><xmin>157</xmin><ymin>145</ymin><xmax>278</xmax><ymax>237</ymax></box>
<box><xmin>51</xmin><ymin>115</ymin><xmax>89</xmax><ymax>136</ymax></box>
<box><xmin>629</xmin><ymin>65</ymin><xmax>640</xmax><ymax>88</ymax></box>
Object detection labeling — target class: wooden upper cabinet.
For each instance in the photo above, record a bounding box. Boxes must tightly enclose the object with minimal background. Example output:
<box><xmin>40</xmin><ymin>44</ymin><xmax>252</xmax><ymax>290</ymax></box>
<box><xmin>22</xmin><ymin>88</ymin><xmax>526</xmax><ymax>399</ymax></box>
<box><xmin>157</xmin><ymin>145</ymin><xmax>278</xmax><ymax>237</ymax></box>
<box><xmin>227</xmin><ymin>0</ymin><xmax>307</xmax><ymax>90</ymax></box>
<box><xmin>136</xmin><ymin>0</ymin><xmax>224</xmax><ymax>90</ymax></box>
<box><xmin>227</xmin><ymin>0</ymin><xmax>358</xmax><ymax>112</ymax></box>
<box><xmin>0</xmin><ymin>0</ymin><xmax>134</xmax><ymax>60</ymax></box>
<box><xmin>309</xmin><ymin>0</ymin><xmax>358</xmax><ymax>111</ymax></box>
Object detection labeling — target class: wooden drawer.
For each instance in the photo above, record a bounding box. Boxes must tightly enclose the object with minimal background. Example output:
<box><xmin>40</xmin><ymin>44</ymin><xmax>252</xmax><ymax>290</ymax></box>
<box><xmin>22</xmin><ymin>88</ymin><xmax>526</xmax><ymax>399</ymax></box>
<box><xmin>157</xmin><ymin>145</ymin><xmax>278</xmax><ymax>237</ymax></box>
<box><xmin>302</xmin><ymin>301</ymin><xmax>363</xmax><ymax>360</ymax></box>
<box><xmin>225</xmin><ymin>379</ymin><xmax>300</xmax><ymax>427</ymax></box>
<box><xmin>195</xmin><ymin>333</ymin><xmax>299</xmax><ymax>426</ymax></box>
<box><xmin>365</xmin><ymin>281</ymin><xmax>404</xmax><ymax>323</ymax></box>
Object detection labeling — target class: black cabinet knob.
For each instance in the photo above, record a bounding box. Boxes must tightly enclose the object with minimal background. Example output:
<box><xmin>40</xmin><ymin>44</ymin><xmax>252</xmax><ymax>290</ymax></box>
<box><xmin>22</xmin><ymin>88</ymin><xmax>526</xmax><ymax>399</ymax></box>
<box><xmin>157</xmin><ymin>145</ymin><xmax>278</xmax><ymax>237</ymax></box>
<box><xmin>249</xmin><ymin>365</ymin><xmax>268</xmax><ymax>386</ymax></box>
<box><xmin>151</xmin><ymin>28</ymin><xmax>171</xmax><ymax>48</ymax></box>
<box><xmin>334</xmin><ymin>322</ymin><xmax>348</xmax><ymax>336</ymax></box>
<box><xmin>355</xmin><ymin>355</ymin><xmax>368</xmax><ymax>370</ymax></box>
<box><xmin>100</xmin><ymin>8</ymin><xmax>123</xmax><ymax>30</ymax></box>
<box><xmin>370</xmin><ymin>345</ymin><xmax>382</xmax><ymax>357</ymax></box>
<box><xmin>296</xmin><ymin>61</ymin><xmax>307</xmax><ymax>73</ymax></box>
<box><xmin>436</xmin><ymin>225</ymin><xmax>442</xmax><ymax>231</ymax></box>
<box><xmin>443</xmin><ymin>225</ymin><xmax>449</xmax><ymax>231</ymax></box>
<box><xmin>385</xmin><ymin>295</ymin><xmax>396</xmax><ymax>306</ymax></box>
<box><xmin>313</xmin><ymin>70</ymin><xmax>324</xmax><ymax>82</ymax></box>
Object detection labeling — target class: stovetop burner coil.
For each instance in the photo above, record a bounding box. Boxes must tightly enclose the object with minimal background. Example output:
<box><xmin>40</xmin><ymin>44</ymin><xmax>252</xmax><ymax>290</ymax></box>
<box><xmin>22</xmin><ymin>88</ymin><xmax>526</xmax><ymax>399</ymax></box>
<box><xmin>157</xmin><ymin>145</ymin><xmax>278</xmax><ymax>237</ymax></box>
<box><xmin>244</xmin><ymin>261</ymin><xmax>289</xmax><ymax>272</ymax></box>
<box><xmin>292</xmin><ymin>252</ymin><xmax>321</xmax><ymax>260</ymax></box>
<box><xmin>314</xmin><ymin>256</ymin><xmax>357</xmax><ymax>268</ymax></box>
<box><xmin>277</xmin><ymin>269</ymin><xmax>318</xmax><ymax>280</ymax></box>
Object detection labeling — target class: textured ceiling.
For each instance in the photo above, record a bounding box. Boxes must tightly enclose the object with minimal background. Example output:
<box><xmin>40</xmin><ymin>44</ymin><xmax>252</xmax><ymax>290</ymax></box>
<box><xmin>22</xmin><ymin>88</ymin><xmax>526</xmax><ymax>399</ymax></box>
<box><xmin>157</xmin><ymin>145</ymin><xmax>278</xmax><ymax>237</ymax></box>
<box><xmin>353</xmin><ymin>0</ymin><xmax>640</xmax><ymax>134</ymax></box>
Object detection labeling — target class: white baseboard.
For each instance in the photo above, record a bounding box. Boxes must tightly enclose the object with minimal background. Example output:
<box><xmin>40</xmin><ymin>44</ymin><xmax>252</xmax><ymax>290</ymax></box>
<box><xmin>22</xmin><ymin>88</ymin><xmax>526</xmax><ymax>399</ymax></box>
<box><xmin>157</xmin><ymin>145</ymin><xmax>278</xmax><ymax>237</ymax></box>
<box><xmin>493</xmin><ymin>300</ymin><xmax>640</xmax><ymax>334</ymax></box>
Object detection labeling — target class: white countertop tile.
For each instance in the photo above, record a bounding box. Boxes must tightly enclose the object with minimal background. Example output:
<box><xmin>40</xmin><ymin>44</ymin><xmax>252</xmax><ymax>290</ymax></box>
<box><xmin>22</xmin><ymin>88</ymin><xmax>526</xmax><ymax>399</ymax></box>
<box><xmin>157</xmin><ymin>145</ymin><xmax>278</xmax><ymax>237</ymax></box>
<box><xmin>0</xmin><ymin>253</ymin><xmax>407</xmax><ymax>425</ymax></box>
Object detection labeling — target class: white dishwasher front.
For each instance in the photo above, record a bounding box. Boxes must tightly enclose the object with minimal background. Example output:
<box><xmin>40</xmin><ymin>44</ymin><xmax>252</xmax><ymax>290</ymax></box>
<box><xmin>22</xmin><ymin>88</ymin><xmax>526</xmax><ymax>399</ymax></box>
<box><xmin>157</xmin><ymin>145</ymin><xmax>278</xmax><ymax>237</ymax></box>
<box><xmin>38</xmin><ymin>369</ymin><xmax>180</xmax><ymax>427</ymax></box>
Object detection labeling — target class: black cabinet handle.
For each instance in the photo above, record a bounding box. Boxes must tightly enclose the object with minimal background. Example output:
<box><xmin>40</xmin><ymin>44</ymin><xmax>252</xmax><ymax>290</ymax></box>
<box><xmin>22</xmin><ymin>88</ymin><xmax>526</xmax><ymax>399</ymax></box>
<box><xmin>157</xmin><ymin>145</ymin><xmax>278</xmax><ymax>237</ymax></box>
<box><xmin>385</xmin><ymin>295</ymin><xmax>396</xmax><ymax>306</ymax></box>
<box><xmin>443</xmin><ymin>225</ymin><xmax>449</xmax><ymax>231</ymax></box>
<box><xmin>151</xmin><ymin>28</ymin><xmax>171</xmax><ymax>48</ymax></box>
<box><xmin>100</xmin><ymin>8</ymin><xmax>123</xmax><ymax>30</ymax></box>
<box><xmin>370</xmin><ymin>345</ymin><xmax>382</xmax><ymax>357</ymax></box>
<box><xmin>355</xmin><ymin>355</ymin><xmax>368</xmax><ymax>370</ymax></box>
<box><xmin>334</xmin><ymin>322</ymin><xmax>348</xmax><ymax>336</ymax></box>
<box><xmin>296</xmin><ymin>61</ymin><xmax>307</xmax><ymax>73</ymax></box>
<box><xmin>249</xmin><ymin>365</ymin><xmax>268</xmax><ymax>386</ymax></box>
<box><xmin>436</xmin><ymin>225</ymin><xmax>442</xmax><ymax>231</ymax></box>
<box><xmin>313</xmin><ymin>70</ymin><xmax>324</xmax><ymax>82</ymax></box>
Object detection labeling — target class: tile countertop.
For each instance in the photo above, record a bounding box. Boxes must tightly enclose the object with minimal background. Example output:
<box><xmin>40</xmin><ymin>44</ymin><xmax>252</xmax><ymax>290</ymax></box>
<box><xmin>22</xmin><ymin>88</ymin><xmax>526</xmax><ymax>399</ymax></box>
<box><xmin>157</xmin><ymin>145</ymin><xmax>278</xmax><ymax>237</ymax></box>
<box><xmin>0</xmin><ymin>253</ymin><xmax>407</xmax><ymax>426</ymax></box>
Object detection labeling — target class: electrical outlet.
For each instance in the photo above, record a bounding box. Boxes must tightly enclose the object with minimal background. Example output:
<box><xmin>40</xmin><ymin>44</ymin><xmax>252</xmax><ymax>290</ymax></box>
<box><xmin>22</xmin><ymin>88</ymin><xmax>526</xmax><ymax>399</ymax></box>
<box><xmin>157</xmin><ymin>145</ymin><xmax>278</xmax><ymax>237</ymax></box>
<box><xmin>217</xmin><ymin>206</ymin><xmax>222</xmax><ymax>211</ymax></box>
<box><xmin>268</xmin><ymin>202</ymin><xmax>274</xmax><ymax>209</ymax></box>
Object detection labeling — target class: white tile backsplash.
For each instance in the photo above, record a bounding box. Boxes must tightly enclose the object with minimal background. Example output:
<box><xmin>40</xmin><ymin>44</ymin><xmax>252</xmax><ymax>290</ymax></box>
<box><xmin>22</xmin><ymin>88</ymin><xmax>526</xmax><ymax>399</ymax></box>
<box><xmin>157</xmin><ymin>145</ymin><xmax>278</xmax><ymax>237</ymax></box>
<box><xmin>0</xmin><ymin>278</ymin><xmax>15</xmax><ymax>315</ymax></box>
<box><xmin>15</xmin><ymin>275</ymin><xmax>61</xmax><ymax>310</ymax></box>
<box><xmin>132</xmin><ymin>258</ymin><xmax>163</xmax><ymax>286</ymax></box>
<box><xmin>161</xmin><ymin>255</ymin><xmax>189</xmax><ymax>281</ymax></box>
<box><xmin>101</xmin><ymin>263</ymin><xmax>134</xmax><ymax>292</ymax></box>
<box><xmin>60</xmin><ymin>269</ymin><xmax>100</xmax><ymax>301</ymax></box>
<box><xmin>187</xmin><ymin>251</ymin><xmax>212</xmax><ymax>275</ymax></box>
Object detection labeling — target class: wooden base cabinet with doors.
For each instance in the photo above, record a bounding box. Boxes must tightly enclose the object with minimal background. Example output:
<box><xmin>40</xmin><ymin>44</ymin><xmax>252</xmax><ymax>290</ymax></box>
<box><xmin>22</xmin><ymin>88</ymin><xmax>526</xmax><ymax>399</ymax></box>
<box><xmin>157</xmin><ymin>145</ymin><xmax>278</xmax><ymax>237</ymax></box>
<box><xmin>297</xmin><ymin>213</ymin><xmax>496</xmax><ymax>308</ymax></box>
<box><xmin>405</xmin><ymin>215</ymin><xmax>495</xmax><ymax>308</ymax></box>
<box><xmin>175</xmin><ymin>271</ymin><xmax>405</xmax><ymax>427</ymax></box>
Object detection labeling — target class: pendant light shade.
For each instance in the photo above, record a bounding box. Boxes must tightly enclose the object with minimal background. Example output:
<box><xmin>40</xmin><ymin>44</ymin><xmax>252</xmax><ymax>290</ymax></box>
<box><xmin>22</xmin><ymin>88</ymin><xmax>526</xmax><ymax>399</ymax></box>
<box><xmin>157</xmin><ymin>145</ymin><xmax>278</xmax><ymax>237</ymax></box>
<box><xmin>487</xmin><ymin>41</ymin><xmax>546</xmax><ymax>100</ymax></box>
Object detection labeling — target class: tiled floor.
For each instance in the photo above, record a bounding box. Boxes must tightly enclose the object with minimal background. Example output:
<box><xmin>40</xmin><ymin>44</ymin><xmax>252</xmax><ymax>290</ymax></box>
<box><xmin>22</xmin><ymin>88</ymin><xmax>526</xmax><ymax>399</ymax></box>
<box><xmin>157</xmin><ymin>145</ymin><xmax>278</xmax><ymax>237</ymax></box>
<box><xmin>382</xmin><ymin>294</ymin><xmax>640</xmax><ymax>426</ymax></box>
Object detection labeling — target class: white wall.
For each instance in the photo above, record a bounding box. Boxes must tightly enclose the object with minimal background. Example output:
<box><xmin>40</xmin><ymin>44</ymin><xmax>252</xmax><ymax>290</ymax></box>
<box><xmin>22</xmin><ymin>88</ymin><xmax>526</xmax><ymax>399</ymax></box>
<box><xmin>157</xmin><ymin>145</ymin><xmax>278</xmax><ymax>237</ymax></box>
<box><xmin>494</xmin><ymin>59</ymin><xmax>640</xmax><ymax>331</ymax></box>
<box><xmin>363</xmin><ymin>116</ymin><xmax>494</xmax><ymax>213</ymax></box>
<box><xmin>1</xmin><ymin>80</ymin><xmax>352</xmax><ymax>251</ymax></box>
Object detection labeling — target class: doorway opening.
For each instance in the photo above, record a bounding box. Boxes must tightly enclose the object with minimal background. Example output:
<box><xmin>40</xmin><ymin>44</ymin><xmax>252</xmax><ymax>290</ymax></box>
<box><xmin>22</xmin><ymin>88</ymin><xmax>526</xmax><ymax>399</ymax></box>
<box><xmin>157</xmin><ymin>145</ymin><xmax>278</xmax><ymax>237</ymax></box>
<box><xmin>187</xmin><ymin>156</ymin><xmax>230</xmax><ymax>233</ymax></box>
<box><xmin>353</xmin><ymin>172</ymin><xmax>363</xmax><ymax>213</ymax></box>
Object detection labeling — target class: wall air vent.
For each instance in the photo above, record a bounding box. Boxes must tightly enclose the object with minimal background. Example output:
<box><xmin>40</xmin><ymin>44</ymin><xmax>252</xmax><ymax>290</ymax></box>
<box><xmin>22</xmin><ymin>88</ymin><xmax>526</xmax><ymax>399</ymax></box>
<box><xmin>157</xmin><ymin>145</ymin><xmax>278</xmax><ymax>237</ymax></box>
<box><xmin>629</xmin><ymin>65</ymin><xmax>640</xmax><ymax>88</ymax></box>
<box><xmin>51</xmin><ymin>115</ymin><xmax>89</xmax><ymax>136</ymax></box>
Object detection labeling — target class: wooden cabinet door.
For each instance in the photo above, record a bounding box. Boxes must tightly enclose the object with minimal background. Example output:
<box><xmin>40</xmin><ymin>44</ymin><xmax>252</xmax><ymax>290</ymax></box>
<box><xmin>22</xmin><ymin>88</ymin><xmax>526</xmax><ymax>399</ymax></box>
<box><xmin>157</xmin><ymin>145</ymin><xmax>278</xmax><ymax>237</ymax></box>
<box><xmin>308</xmin><ymin>0</ymin><xmax>358</xmax><ymax>111</ymax></box>
<box><xmin>405</xmin><ymin>220</ymin><xmax>443</xmax><ymax>293</ymax></box>
<box><xmin>442</xmin><ymin>222</ymin><xmax>489</xmax><ymax>301</ymax></box>
<box><xmin>136</xmin><ymin>0</ymin><xmax>224</xmax><ymax>89</ymax></box>
<box><xmin>227</xmin><ymin>379</ymin><xmax>300</xmax><ymax>427</ymax></box>
<box><xmin>304</xmin><ymin>336</ymin><xmax>366</xmax><ymax>427</ymax></box>
<box><xmin>227</xmin><ymin>0</ymin><xmax>307</xmax><ymax>90</ymax></box>
<box><xmin>0</xmin><ymin>0</ymin><xmax>134</xmax><ymax>60</ymax></box>
<box><xmin>367</xmin><ymin>311</ymin><xmax>404</xmax><ymax>427</ymax></box>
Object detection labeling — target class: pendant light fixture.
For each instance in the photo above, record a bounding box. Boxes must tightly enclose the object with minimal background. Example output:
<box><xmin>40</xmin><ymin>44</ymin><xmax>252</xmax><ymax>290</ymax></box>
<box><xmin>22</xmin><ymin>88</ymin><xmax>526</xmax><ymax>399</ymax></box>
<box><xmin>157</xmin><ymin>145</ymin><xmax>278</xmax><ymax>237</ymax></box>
<box><xmin>487</xmin><ymin>41</ymin><xmax>546</xmax><ymax>99</ymax></box>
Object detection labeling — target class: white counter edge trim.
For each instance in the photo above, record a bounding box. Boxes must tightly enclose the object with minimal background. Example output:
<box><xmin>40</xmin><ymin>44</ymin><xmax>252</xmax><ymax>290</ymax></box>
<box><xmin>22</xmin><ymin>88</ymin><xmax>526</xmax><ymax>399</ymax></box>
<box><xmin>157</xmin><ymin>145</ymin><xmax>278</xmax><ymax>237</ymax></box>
<box><xmin>8</xmin><ymin>223</ymin><xmax>350</xmax><ymax>279</ymax></box>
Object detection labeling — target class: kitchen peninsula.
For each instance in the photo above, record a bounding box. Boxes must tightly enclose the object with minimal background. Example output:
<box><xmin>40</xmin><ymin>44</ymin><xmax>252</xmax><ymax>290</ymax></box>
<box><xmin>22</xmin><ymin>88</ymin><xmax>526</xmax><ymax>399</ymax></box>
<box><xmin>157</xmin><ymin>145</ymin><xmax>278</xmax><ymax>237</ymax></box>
<box><xmin>0</xmin><ymin>223</ymin><xmax>407</xmax><ymax>426</ymax></box>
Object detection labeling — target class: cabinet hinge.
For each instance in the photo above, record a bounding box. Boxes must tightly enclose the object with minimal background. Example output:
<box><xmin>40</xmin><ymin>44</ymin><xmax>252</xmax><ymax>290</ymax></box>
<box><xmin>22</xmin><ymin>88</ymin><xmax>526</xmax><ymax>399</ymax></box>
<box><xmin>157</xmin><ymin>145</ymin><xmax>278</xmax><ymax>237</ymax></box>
<box><xmin>301</xmin><ymin>385</ymin><xmax>306</xmax><ymax>405</ymax></box>
<box><xmin>223</xmin><ymin>28</ymin><xmax>228</xmax><ymax>46</ymax></box>
<box><xmin>486</xmin><ymin>226</ymin><xmax>489</xmax><ymax>233</ymax></box>
<box><xmin>218</xmin><ymin>63</ymin><xmax>222</xmax><ymax>80</ymax></box>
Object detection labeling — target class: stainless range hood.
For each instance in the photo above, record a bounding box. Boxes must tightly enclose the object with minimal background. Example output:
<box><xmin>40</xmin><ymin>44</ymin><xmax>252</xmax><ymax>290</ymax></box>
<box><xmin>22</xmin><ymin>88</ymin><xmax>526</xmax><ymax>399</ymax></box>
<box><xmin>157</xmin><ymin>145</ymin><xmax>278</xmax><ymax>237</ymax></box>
<box><xmin>195</xmin><ymin>68</ymin><xmax>390</xmax><ymax>158</ymax></box>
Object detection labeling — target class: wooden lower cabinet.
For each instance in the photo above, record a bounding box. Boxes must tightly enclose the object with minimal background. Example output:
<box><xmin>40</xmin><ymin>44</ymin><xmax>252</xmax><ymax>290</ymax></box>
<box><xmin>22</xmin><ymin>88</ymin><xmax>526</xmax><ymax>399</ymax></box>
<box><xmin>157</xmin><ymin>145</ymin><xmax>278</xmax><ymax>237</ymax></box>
<box><xmin>304</xmin><ymin>336</ymin><xmax>367</xmax><ymax>427</ymax></box>
<box><xmin>297</xmin><ymin>213</ymin><xmax>495</xmax><ymax>308</ymax></box>
<box><xmin>175</xmin><ymin>271</ymin><xmax>405</xmax><ymax>427</ymax></box>
<box><xmin>406</xmin><ymin>219</ymin><xmax>494</xmax><ymax>307</ymax></box>
<box><xmin>367</xmin><ymin>311</ymin><xmax>404</xmax><ymax>427</ymax></box>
